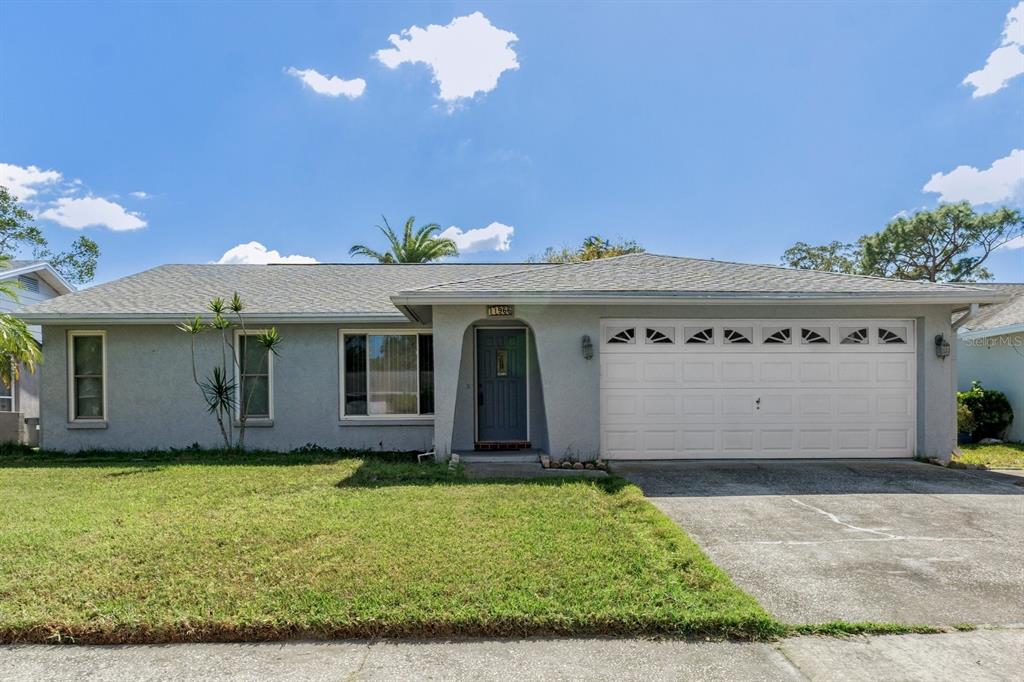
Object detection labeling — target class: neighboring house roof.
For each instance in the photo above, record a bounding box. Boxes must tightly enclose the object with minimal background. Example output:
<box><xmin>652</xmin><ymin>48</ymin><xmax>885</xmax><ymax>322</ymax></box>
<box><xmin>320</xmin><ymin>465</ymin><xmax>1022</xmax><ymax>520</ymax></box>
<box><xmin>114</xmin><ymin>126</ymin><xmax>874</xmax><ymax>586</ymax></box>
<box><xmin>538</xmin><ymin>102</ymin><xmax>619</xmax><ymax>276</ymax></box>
<box><xmin>0</xmin><ymin>260</ymin><xmax>75</xmax><ymax>296</ymax></box>
<box><xmin>393</xmin><ymin>253</ymin><xmax>1004</xmax><ymax>305</ymax></box>
<box><xmin>956</xmin><ymin>283</ymin><xmax>1024</xmax><ymax>339</ymax></box>
<box><xmin>18</xmin><ymin>255</ymin><xmax>1005</xmax><ymax>325</ymax></box>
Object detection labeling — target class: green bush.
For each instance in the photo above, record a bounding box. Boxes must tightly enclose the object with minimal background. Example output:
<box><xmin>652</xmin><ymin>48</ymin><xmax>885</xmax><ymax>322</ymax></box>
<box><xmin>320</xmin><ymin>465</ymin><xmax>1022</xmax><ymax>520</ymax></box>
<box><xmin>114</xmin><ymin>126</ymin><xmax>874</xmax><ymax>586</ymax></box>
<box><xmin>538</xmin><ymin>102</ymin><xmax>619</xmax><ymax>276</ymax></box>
<box><xmin>957</xmin><ymin>403</ymin><xmax>976</xmax><ymax>435</ymax></box>
<box><xmin>957</xmin><ymin>381</ymin><xmax>1013</xmax><ymax>441</ymax></box>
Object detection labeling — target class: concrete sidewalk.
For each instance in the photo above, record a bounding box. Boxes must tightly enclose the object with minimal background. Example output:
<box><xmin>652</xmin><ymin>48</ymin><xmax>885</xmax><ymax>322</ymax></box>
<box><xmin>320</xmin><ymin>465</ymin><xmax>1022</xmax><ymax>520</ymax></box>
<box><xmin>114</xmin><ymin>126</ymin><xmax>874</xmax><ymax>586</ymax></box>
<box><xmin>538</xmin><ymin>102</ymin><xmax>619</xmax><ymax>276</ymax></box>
<box><xmin>2</xmin><ymin>628</ymin><xmax>1020</xmax><ymax>681</ymax></box>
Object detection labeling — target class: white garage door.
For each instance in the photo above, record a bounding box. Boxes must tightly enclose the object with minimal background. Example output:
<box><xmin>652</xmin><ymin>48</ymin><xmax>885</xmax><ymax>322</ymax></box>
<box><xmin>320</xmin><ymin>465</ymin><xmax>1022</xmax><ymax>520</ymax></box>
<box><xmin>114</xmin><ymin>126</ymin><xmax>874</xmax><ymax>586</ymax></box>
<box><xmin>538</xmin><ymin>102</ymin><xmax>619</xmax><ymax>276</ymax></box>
<box><xmin>600</xmin><ymin>319</ymin><xmax>917</xmax><ymax>459</ymax></box>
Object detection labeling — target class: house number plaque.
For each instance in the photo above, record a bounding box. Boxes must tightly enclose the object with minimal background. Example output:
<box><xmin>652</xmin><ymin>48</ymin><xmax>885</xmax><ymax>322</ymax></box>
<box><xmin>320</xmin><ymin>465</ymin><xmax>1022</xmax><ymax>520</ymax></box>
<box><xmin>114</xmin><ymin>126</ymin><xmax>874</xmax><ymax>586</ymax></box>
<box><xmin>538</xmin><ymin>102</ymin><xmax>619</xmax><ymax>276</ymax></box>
<box><xmin>487</xmin><ymin>305</ymin><xmax>514</xmax><ymax>318</ymax></box>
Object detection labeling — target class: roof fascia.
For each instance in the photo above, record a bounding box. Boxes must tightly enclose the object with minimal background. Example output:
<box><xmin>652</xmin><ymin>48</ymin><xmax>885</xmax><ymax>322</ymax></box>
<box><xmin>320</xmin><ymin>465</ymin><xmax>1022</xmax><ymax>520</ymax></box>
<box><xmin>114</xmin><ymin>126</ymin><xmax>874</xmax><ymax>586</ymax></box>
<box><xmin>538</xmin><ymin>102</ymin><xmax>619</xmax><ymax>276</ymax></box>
<box><xmin>0</xmin><ymin>262</ymin><xmax>75</xmax><ymax>294</ymax></box>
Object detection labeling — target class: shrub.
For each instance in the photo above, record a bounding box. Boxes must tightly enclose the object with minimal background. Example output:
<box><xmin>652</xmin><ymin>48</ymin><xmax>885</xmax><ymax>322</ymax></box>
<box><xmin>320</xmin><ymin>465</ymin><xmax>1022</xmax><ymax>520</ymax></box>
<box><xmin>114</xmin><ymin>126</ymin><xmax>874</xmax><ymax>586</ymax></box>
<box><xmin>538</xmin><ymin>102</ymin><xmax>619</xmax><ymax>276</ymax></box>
<box><xmin>957</xmin><ymin>381</ymin><xmax>1013</xmax><ymax>441</ymax></box>
<box><xmin>957</xmin><ymin>403</ymin><xmax>976</xmax><ymax>435</ymax></box>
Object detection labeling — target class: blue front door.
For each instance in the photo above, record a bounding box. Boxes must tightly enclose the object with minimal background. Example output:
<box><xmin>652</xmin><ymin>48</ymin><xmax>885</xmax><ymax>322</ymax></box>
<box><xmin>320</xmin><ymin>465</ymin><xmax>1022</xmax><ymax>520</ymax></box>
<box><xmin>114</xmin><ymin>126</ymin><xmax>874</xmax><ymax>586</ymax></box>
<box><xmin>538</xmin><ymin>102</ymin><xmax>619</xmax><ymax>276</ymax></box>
<box><xmin>477</xmin><ymin>329</ymin><xmax>528</xmax><ymax>442</ymax></box>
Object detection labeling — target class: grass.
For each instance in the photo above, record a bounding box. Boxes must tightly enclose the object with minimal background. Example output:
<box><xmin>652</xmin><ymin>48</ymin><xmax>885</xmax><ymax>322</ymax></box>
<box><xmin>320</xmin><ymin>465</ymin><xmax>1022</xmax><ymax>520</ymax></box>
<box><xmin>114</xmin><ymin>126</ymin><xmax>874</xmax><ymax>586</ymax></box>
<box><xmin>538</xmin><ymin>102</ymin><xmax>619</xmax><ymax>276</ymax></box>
<box><xmin>952</xmin><ymin>442</ymin><xmax>1024</xmax><ymax>469</ymax></box>
<box><xmin>790</xmin><ymin>622</ymin><xmax>943</xmax><ymax>636</ymax></box>
<box><xmin>0</xmin><ymin>447</ymin><xmax>781</xmax><ymax>644</ymax></box>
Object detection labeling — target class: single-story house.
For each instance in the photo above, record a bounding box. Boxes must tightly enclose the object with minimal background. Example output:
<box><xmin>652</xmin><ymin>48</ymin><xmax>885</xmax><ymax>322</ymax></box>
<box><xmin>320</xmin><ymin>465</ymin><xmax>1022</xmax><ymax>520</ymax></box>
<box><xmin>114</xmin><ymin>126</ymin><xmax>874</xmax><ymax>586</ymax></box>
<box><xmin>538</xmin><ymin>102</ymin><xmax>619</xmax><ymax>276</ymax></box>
<box><xmin>0</xmin><ymin>260</ymin><xmax>74</xmax><ymax>444</ymax></box>
<box><xmin>956</xmin><ymin>283</ymin><xmax>1024</xmax><ymax>442</ymax></box>
<box><xmin>18</xmin><ymin>253</ymin><xmax>1005</xmax><ymax>461</ymax></box>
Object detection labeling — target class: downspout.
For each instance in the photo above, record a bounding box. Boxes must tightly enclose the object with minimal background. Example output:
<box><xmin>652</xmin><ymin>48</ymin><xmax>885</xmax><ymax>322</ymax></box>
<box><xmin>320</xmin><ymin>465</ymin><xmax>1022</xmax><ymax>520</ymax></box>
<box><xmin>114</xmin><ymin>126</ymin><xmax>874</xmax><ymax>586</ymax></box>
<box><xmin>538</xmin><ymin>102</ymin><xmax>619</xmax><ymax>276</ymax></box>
<box><xmin>952</xmin><ymin>303</ymin><xmax>980</xmax><ymax>332</ymax></box>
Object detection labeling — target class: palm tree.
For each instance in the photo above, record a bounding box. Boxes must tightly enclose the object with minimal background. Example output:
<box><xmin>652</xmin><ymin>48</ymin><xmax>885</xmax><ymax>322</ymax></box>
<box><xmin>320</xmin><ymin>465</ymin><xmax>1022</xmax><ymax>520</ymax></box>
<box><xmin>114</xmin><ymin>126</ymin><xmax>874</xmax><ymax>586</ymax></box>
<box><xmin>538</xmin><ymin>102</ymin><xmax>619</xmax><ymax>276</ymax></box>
<box><xmin>0</xmin><ymin>258</ymin><xmax>42</xmax><ymax>388</ymax></box>
<box><xmin>349</xmin><ymin>216</ymin><xmax>459</xmax><ymax>263</ymax></box>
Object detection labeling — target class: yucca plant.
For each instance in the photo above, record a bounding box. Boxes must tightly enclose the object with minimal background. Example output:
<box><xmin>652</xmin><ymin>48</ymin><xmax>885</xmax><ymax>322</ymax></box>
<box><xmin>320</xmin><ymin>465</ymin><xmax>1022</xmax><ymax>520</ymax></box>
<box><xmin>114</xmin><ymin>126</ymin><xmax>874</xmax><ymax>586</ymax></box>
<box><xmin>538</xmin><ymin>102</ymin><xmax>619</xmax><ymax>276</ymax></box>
<box><xmin>179</xmin><ymin>292</ymin><xmax>282</xmax><ymax>450</ymax></box>
<box><xmin>349</xmin><ymin>215</ymin><xmax>458</xmax><ymax>263</ymax></box>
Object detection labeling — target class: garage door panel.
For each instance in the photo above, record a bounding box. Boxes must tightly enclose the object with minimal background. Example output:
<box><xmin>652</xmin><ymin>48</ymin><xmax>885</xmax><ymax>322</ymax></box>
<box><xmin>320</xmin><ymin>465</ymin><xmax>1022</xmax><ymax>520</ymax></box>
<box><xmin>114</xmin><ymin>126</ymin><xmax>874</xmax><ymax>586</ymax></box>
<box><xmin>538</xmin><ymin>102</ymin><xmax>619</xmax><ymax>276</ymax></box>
<box><xmin>681</xmin><ymin>430</ymin><xmax>716</xmax><ymax>451</ymax></box>
<box><xmin>601</xmin><ymin>319</ymin><xmax>916</xmax><ymax>459</ymax></box>
<box><xmin>682</xmin><ymin>361</ymin><xmax>716</xmax><ymax>382</ymax></box>
<box><xmin>643</xmin><ymin>395</ymin><xmax>677</xmax><ymax>417</ymax></box>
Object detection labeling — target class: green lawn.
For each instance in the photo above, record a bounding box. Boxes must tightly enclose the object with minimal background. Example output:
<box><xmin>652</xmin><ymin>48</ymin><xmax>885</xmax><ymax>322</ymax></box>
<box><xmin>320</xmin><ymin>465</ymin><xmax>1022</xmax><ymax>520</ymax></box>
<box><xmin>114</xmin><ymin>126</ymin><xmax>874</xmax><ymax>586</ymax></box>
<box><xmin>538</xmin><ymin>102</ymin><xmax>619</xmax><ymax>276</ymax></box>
<box><xmin>953</xmin><ymin>442</ymin><xmax>1024</xmax><ymax>469</ymax></box>
<box><xmin>0</xmin><ymin>448</ymin><xmax>779</xmax><ymax>643</ymax></box>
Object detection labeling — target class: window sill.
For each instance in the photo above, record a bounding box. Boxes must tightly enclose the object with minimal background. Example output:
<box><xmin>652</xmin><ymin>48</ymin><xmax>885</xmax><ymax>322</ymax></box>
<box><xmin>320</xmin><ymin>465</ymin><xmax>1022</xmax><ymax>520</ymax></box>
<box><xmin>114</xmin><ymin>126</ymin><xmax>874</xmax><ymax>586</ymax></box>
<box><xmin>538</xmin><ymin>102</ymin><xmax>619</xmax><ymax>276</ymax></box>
<box><xmin>67</xmin><ymin>421</ymin><xmax>108</xmax><ymax>430</ymax></box>
<box><xmin>339</xmin><ymin>417</ymin><xmax>434</xmax><ymax>427</ymax></box>
<box><xmin>233</xmin><ymin>419</ymin><xmax>274</xmax><ymax>428</ymax></box>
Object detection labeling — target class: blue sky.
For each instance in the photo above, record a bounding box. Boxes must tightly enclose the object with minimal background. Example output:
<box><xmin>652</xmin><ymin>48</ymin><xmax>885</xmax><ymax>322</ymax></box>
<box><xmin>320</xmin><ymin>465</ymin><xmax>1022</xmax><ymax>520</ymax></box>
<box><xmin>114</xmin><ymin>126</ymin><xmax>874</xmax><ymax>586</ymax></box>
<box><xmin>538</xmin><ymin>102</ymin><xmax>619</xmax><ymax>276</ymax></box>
<box><xmin>1</xmin><ymin>1</ymin><xmax>1022</xmax><ymax>283</ymax></box>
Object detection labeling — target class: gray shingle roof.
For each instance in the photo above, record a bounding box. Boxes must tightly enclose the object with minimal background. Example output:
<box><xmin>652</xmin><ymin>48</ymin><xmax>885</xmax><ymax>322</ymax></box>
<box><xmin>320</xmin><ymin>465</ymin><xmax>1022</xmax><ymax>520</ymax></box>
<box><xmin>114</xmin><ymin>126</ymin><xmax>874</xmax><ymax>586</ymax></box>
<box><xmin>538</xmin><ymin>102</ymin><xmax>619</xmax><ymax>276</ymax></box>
<box><xmin>957</xmin><ymin>283</ymin><xmax>1024</xmax><ymax>334</ymax></box>
<box><xmin>17</xmin><ymin>263</ymin><xmax>542</xmax><ymax>321</ymax></box>
<box><xmin>397</xmin><ymin>253</ymin><xmax>994</xmax><ymax>298</ymax></box>
<box><xmin>19</xmin><ymin>254</ymin><xmax>1003</xmax><ymax>323</ymax></box>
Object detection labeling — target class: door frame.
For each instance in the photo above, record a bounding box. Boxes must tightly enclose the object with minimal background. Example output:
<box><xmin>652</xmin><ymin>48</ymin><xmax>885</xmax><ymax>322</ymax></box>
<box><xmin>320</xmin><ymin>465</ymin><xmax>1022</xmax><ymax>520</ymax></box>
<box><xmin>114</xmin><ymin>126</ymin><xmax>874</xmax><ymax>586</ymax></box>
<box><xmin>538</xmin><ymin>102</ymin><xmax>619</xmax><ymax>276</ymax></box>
<box><xmin>473</xmin><ymin>326</ymin><xmax>530</xmax><ymax>444</ymax></box>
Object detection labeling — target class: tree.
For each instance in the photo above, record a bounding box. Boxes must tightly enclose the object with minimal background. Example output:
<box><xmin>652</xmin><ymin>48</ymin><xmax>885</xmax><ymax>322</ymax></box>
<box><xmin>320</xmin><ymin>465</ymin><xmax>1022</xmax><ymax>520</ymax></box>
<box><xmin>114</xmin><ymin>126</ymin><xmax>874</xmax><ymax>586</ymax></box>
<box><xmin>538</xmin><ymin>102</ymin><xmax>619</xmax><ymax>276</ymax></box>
<box><xmin>178</xmin><ymin>293</ymin><xmax>282</xmax><ymax>450</ymax></box>
<box><xmin>349</xmin><ymin>216</ymin><xmax>458</xmax><ymax>263</ymax></box>
<box><xmin>781</xmin><ymin>203</ymin><xmax>1023</xmax><ymax>282</ymax></box>
<box><xmin>530</xmin><ymin>235</ymin><xmax>645</xmax><ymax>263</ymax></box>
<box><xmin>780</xmin><ymin>241</ymin><xmax>858</xmax><ymax>275</ymax></box>
<box><xmin>0</xmin><ymin>185</ymin><xmax>100</xmax><ymax>285</ymax></box>
<box><xmin>0</xmin><ymin>256</ymin><xmax>42</xmax><ymax>389</ymax></box>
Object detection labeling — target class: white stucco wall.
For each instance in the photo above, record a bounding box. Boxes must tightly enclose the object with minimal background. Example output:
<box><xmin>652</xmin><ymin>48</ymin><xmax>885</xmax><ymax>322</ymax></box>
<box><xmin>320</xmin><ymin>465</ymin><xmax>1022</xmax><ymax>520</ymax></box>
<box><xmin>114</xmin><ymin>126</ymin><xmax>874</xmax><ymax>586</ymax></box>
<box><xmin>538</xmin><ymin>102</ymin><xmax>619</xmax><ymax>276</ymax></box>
<box><xmin>956</xmin><ymin>333</ymin><xmax>1024</xmax><ymax>442</ymax></box>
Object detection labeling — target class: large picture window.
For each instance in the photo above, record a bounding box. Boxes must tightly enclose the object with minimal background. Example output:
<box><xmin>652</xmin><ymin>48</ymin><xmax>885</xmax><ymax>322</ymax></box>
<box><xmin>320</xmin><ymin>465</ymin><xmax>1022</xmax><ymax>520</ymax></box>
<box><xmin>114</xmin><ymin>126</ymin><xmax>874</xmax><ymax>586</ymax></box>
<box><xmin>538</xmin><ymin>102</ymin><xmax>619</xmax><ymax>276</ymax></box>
<box><xmin>236</xmin><ymin>332</ymin><xmax>273</xmax><ymax>419</ymax></box>
<box><xmin>341</xmin><ymin>332</ymin><xmax>433</xmax><ymax>417</ymax></box>
<box><xmin>68</xmin><ymin>331</ymin><xmax>105</xmax><ymax>421</ymax></box>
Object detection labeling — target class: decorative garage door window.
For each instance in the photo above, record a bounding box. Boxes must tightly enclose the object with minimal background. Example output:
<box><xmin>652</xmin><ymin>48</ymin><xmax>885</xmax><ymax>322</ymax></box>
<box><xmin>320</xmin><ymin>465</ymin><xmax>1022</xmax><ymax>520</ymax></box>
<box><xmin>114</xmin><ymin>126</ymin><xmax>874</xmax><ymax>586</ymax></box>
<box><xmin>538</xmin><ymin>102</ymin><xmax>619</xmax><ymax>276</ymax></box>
<box><xmin>878</xmin><ymin>327</ymin><xmax>907</xmax><ymax>344</ymax></box>
<box><xmin>684</xmin><ymin>327</ymin><xmax>714</xmax><ymax>344</ymax></box>
<box><xmin>606</xmin><ymin>327</ymin><xmax>636</xmax><ymax>344</ymax></box>
<box><xmin>645</xmin><ymin>327</ymin><xmax>675</xmax><ymax>344</ymax></box>
<box><xmin>762</xmin><ymin>326</ymin><xmax>792</xmax><ymax>344</ymax></box>
<box><xmin>840</xmin><ymin>327</ymin><xmax>869</xmax><ymax>344</ymax></box>
<box><xmin>723</xmin><ymin>327</ymin><xmax>752</xmax><ymax>344</ymax></box>
<box><xmin>800</xmin><ymin>327</ymin><xmax>830</xmax><ymax>344</ymax></box>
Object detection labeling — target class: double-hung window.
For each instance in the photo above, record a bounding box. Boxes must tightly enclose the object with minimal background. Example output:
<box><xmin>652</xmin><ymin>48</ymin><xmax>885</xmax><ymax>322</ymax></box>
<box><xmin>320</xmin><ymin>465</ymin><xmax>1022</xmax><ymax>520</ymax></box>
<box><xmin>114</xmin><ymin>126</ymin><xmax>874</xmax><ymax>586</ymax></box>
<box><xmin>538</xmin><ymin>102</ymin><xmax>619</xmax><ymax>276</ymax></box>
<box><xmin>341</xmin><ymin>332</ymin><xmax>433</xmax><ymax>417</ymax></box>
<box><xmin>68</xmin><ymin>331</ymin><xmax>105</xmax><ymax>421</ymax></box>
<box><xmin>0</xmin><ymin>374</ymin><xmax>14</xmax><ymax>412</ymax></box>
<box><xmin>236</xmin><ymin>332</ymin><xmax>273</xmax><ymax>420</ymax></box>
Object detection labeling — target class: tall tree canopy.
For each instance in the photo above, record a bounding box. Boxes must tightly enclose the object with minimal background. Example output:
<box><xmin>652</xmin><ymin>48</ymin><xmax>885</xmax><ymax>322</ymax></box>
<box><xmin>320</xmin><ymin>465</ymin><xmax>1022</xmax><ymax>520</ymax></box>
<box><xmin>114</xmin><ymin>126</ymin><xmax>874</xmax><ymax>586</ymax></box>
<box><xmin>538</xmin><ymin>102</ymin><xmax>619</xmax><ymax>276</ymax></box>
<box><xmin>782</xmin><ymin>202</ymin><xmax>1022</xmax><ymax>282</ymax></box>
<box><xmin>349</xmin><ymin>216</ymin><xmax>458</xmax><ymax>263</ymax></box>
<box><xmin>530</xmin><ymin>235</ymin><xmax>645</xmax><ymax>263</ymax></box>
<box><xmin>0</xmin><ymin>186</ymin><xmax>100</xmax><ymax>285</ymax></box>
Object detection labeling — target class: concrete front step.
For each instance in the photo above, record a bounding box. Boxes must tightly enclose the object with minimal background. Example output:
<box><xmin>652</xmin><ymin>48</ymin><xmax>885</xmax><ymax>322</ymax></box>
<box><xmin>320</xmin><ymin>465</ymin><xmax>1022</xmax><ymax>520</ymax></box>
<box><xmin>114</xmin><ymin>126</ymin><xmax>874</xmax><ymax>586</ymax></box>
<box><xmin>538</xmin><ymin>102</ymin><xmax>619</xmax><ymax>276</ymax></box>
<box><xmin>455</xmin><ymin>450</ymin><xmax>543</xmax><ymax>464</ymax></box>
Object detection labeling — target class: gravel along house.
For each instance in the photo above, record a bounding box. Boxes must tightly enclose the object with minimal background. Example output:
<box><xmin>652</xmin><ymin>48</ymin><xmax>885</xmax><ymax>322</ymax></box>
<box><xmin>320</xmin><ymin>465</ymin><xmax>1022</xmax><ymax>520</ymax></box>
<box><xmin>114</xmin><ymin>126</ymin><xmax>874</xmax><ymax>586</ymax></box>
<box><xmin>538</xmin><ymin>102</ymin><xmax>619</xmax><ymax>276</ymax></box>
<box><xmin>18</xmin><ymin>253</ymin><xmax>1006</xmax><ymax>462</ymax></box>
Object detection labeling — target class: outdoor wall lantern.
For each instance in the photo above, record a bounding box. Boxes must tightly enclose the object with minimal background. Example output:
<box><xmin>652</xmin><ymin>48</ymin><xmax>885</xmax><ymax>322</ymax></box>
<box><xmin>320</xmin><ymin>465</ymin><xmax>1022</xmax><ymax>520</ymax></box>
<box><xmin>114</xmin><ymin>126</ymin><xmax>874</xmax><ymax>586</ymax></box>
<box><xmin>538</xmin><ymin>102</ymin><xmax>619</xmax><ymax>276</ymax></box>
<box><xmin>582</xmin><ymin>335</ymin><xmax>594</xmax><ymax>360</ymax></box>
<box><xmin>934</xmin><ymin>333</ymin><xmax>950</xmax><ymax>359</ymax></box>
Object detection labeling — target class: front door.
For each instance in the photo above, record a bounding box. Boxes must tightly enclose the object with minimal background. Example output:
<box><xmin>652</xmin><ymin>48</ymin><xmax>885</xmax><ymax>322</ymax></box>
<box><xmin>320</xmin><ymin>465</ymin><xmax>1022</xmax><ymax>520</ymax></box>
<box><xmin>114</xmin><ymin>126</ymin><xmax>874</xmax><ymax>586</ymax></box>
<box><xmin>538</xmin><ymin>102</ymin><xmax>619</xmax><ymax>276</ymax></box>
<box><xmin>477</xmin><ymin>328</ymin><xmax>528</xmax><ymax>443</ymax></box>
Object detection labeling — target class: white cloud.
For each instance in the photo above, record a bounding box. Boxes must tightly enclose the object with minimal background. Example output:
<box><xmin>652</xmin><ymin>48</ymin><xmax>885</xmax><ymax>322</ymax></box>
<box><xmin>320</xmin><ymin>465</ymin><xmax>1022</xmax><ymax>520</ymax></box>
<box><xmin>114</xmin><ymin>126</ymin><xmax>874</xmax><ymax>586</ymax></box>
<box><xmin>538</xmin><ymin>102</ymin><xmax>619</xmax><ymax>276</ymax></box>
<box><xmin>40</xmin><ymin>197</ymin><xmax>146</xmax><ymax>231</ymax></box>
<box><xmin>129</xmin><ymin>191</ymin><xmax>149</xmax><ymax>199</ymax></box>
<box><xmin>1000</xmin><ymin>234</ymin><xmax>1024</xmax><ymax>249</ymax></box>
<box><xmin>374</xmin><ymin>12</ymin><xmax>518</xmax><ymax>106</ymax></box>
<box><xmin>963</xmin><ymin>2</ymin><xmax>1024</xmax><ymax>97</ymax></box>
<box><xmin>0</xmin><ymin>162</ymin><xmax>62</xmax><ymax>200</ymax></box>
<box><xmin>439</xmin><ymin>222</ymin><xmax>514</xmax><ymax>253</ymax></box>
<box><xmin>216</xmin><ymin>241</ymin><xmax>318</xmax><ymax>265</ymax></box>
<box><xmin>923</xmin><ymin>149</ymin><xmax>1024</xmax><ymax>205</ymax></box>
<box><xmin>285</xmin><ymin>67</ymin><xmax>366</xmax><ymax>98</ymax></box>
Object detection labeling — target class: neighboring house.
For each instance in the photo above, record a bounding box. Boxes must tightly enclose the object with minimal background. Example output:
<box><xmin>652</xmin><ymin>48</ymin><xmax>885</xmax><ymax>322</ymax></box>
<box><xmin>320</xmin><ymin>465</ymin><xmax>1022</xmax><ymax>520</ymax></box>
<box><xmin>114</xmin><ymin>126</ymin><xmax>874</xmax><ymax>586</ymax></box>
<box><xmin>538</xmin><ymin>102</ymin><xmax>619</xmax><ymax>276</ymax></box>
<box><xmin>17</xmin><ymin>253</ymin><xmax>1003</xmax><ymax>461</ymax></box>
<box><xmin>956</xmin><ymin>283</ymin><xmax>1024</xmax><ymax>442</ymax></box>
<box><xmin>0</xmin><ymin>260</ymin><xmax>75</xmax><ymax>443</ymax></box>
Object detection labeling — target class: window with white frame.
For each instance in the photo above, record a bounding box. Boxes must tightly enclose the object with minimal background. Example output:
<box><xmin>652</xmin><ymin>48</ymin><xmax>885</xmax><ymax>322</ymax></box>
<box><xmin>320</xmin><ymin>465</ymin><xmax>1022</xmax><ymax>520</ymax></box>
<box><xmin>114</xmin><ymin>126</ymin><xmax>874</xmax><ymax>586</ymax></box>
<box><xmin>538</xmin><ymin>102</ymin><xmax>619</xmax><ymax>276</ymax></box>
<box><xmin>341</xmin><ymin>332</ymin><xmax>433</xmax><ymax>417</ymax></box>
<box><xmin>236</xmin><ymin>332</ymin><xmax>273</xmax><ymax>419</ymax></box>
<box><xmin>68</xmin><ymin>332</ymin><xmax>105</xmax><ymax>421</ymax></box>
<box><xmin>0</xmin><ymin>374</ymin><xmax>14</xmax><ymax>412</ymax></box>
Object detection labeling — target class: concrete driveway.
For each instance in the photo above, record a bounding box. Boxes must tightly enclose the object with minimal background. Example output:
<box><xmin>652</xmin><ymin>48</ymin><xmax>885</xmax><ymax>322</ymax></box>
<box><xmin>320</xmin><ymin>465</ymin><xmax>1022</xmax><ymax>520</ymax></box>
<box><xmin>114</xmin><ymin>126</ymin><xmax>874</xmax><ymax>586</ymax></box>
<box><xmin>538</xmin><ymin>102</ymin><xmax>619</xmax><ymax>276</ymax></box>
<box><xmin>615</xmin><ymin>460</ymin><xmax>1024</xmax><ymax>626</ymax></box>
